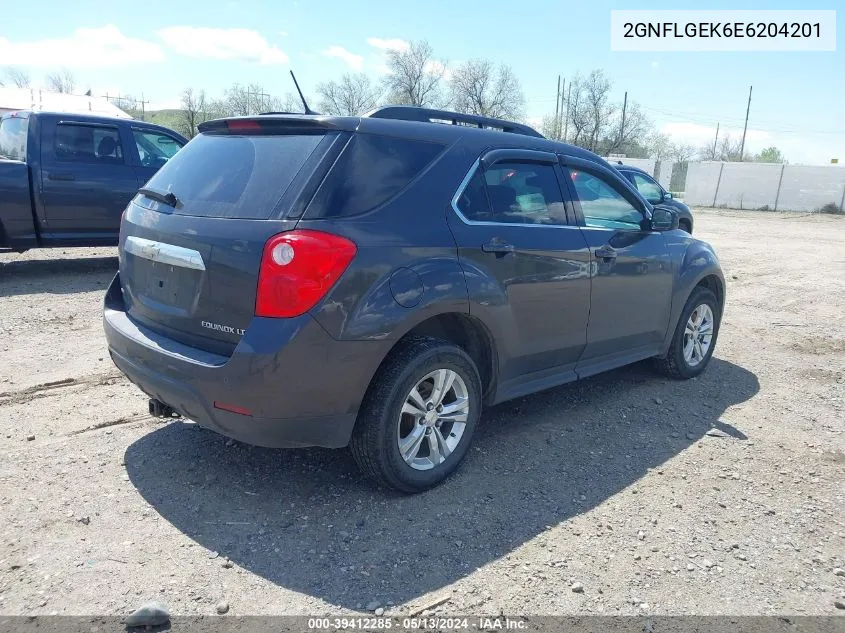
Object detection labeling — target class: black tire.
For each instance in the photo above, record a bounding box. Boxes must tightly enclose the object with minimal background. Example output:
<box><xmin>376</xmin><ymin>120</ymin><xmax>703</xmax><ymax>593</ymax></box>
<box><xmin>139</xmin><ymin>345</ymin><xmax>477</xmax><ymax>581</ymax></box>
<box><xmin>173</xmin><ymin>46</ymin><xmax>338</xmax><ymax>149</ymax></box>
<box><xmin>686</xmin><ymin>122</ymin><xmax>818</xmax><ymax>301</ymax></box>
<box><xmin>350</xmin><ymin>336</ymin><xmax>482</xmax><ymax>493</ymax></box>
<box><xmin>679</xmin><ymin>219</ymin><xmax>692</xmax><ymax>234</ymax></box>
<box><xmin>654</xmin><ymin>286</ymin><xmax>721</xmax><ymax>379</ymax></box>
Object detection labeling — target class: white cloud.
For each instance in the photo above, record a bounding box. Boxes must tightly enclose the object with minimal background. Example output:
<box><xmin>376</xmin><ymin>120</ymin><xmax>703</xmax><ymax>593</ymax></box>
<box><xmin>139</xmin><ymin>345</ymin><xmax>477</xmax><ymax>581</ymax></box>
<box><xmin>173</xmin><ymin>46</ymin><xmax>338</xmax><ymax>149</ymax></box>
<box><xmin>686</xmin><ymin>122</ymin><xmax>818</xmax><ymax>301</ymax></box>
<box><xmin>661</xmin><ymin>121</ymin><xmax>769</xmax><ymax>145</ymax></box>
<box><xmin>366</xmin><ymin>37</ymin><xmax>410</xmax><ymax>52</ymax></box>
<box><xmin>322</xmin><ymin>45</ymin><xmax>364</xmax><ymax>71</ymax></box>
<box><xmin>279</xmin><ymin>31</ymin><xmax>289</xmax><ymax>37</ymax></box>
<box><xmin>0</xmin><ymin>25</ymin><xmax>165</xmax><ymax>68</ymax></box>
<box><xmin>651</xmin><ymin>61</ymin><xmax>660</xmax><ymax>68</ymax></box>
<box><xmin>157</xmin><ymin>27</ymin><xmax>288</xmax><ymax>64</ymax></box>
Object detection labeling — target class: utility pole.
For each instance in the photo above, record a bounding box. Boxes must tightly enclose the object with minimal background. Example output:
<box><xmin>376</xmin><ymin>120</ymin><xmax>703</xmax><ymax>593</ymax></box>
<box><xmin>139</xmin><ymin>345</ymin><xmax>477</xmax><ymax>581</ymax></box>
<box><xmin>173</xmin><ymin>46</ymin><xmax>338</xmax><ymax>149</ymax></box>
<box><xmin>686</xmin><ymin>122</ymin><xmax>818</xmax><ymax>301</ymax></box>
<box><xmin>138</xmin><ymin>93</ymin><xmax>149</xmax><ymax>121</ymax></box>
<box><xmin>618</xmin><ymin>90</ymin><xmax>628</xmax><ymax>151</ymax></box>
<box><xmin>558</xmin><ymin>79</ymin><xmax>566</xmax><ymax>140</ymax></box>
<box><xmin>712</xmin><ymin>122</ymin><xmax>720</xmax><ymax>160</ymax></box>
<box><xmin>563</xmin><ymin>82</ymin><xmax>572</xmax><ymax>143</ymax></box>
<box><xmin>739</xmin><ymin>85</ymin><xmax>752</xmax><ymax>161</ymax></box>
<box><xmin>554</xmin><ymin>75</ymin><xmax>561</xmax><ymax>140</ymax></box>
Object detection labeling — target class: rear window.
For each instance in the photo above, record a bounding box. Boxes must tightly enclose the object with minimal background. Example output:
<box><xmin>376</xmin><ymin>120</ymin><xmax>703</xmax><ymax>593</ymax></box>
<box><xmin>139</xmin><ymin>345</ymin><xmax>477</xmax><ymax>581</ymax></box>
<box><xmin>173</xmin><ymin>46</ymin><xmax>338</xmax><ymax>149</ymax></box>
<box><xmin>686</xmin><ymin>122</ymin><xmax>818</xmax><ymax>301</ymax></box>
<box><xmin>138</xmin><ymin>132</ymin><xmax>326</xmax><ymax>219</ymax></box>
<box><xmin>0</xmin><ymin>115</ymin><xmax>28</xmax><ymax>161</ymax></box>
<box><xmin>307</xmin><ymin>134</ymin><xmax>444</xmax><ymax>218</ymax></box>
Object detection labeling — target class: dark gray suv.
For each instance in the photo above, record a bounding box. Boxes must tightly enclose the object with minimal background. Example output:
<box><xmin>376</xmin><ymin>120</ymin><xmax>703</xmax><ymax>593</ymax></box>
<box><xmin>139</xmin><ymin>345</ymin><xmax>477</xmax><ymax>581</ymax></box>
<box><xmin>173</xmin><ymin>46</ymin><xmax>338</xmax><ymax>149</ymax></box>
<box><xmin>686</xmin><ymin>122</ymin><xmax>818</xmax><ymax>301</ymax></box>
<box><xmin>104</xmin><ymin>106</ymin><xmax>724</xmax><ymax>493</ymax></box>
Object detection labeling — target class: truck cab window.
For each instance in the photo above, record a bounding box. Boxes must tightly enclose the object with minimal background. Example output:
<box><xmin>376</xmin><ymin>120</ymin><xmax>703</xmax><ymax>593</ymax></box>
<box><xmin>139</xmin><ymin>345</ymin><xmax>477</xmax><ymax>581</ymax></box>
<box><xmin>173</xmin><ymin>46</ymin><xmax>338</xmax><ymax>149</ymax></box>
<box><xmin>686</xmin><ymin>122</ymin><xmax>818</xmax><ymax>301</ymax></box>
<box><xmin>0</xmin><ymin>115</ymin><xmax>28</xmax><ymax>161</ymax></box>
<box><xmin>132</xmin><ymin>130</ymin><xmax>184</xmax><ymax>168</ymax></box>
<box><xmin>55</xmin><ymin>124</ymin><xmax>124</xmax><ymax>164</ymax></box>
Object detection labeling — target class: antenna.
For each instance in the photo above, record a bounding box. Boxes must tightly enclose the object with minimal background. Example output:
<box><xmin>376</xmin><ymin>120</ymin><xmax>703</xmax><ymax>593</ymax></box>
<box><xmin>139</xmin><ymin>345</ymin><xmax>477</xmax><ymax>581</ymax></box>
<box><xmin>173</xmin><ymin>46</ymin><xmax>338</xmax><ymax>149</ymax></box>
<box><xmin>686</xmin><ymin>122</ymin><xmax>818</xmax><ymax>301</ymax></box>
<box><xmin>290</xmin><ymin>70</ymin><xmax>317</xmax><ymax>115</ymax></box>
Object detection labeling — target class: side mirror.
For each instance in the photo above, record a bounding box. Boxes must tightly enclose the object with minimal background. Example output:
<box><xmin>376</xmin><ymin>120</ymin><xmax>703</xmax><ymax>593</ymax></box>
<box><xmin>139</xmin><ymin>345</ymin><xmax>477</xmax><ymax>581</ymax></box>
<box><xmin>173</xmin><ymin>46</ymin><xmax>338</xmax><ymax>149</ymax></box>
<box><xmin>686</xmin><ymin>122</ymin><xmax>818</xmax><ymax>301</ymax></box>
<box><xmin>663</xmin><ymin>190</ymin><xmax>673</xmax><ymax>200</ymax></box>
<box><xmin>650</xmin><ymin>208</ymin><xmax>678</xmax><ymax>231</ymax></box>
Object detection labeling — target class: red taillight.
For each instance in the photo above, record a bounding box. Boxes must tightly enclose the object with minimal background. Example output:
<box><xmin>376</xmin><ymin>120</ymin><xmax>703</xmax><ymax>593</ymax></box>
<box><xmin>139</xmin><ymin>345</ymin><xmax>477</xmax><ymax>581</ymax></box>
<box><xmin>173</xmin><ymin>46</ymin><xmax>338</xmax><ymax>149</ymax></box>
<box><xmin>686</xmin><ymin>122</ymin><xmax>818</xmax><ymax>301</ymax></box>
<box><xmin>226</xmin><ymin>119</ymin><xmax>262</xmax><ymax>132</ymax></box>
<box><xmin>255</xmin><ymin>230</ymin><xmax>357</xmax><ymax>318</ymax></box>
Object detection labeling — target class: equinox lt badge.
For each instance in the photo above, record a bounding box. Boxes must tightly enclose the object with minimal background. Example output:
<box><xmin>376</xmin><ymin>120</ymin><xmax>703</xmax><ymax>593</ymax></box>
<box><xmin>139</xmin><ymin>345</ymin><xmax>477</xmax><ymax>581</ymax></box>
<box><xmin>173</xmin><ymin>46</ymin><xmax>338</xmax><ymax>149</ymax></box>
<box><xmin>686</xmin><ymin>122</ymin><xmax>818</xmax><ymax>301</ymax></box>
<box><xmin>201</xmin><ymin>321</ymin><xmax>245</xmax><ymax>336</ymax></box>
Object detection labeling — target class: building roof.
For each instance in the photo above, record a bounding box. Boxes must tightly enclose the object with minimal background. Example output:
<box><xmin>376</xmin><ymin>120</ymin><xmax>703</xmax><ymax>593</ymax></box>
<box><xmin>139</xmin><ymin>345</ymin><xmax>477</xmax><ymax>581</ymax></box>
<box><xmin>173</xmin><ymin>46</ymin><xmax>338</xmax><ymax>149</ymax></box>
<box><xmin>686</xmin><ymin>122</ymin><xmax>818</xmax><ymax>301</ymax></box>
<box><xmin>0</xmin><ymin>87</ymin><xmax>131</xmax><ymax>119</ymax></box>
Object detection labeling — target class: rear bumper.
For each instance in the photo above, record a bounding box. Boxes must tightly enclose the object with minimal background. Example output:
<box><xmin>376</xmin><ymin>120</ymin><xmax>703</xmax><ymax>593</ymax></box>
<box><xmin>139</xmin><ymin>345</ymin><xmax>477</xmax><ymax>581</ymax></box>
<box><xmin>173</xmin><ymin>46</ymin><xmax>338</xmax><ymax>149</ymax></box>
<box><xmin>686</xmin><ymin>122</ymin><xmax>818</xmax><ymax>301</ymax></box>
<box><xmin>103</xmin><ymin>274</ymin><xmax>386</xmax><ymax>449</ymax></box>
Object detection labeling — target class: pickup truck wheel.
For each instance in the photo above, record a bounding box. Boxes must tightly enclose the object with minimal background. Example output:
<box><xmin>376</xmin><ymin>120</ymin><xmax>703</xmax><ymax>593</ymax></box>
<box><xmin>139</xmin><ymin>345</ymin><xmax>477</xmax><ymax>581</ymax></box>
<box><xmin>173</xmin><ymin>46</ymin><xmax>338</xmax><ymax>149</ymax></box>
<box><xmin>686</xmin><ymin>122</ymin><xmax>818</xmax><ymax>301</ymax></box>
<box><xmin>654</xmin><ymin>287</ymin><xmax>720</xmax><ymax>379</ymax></box>
<box><xmin>350</xmin><ymin>336</ymin><xmax>481</xmax><ymax>493</ymax></box>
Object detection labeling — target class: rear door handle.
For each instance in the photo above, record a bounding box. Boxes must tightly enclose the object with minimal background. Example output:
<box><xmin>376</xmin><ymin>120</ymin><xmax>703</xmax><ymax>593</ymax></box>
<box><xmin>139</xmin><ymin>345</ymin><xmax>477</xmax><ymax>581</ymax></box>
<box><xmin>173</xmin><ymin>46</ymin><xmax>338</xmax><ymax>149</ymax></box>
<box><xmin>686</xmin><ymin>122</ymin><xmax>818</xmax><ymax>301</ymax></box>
<box><xmin>482</xmin><ymin>240</ymin><xmax>515</xmax><ymax>254</ymax></box>
<box><xmin>594</xmin><ymin>246</ymin><xmax>617</xmax><ymax>260</ymax></box>
<box><xmin>48</xmin><ymin>173</ymin><xmax>75</xmax><ymax>181</ymax></box>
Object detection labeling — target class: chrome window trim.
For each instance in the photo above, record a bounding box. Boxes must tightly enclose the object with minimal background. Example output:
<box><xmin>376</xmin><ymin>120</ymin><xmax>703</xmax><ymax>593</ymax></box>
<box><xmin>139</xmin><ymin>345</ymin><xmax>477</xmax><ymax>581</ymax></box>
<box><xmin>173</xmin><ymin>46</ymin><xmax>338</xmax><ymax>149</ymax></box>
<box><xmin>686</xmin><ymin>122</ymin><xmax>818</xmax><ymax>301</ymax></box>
<box><xmin>449</xmin><ymin>159</ymin><xmax>579</xmax><ymax>230</ymax></box>
<box><xmin>124</xmin><ymin>236</ymin><xmax>206</xmax><ymax>271</ymax></box>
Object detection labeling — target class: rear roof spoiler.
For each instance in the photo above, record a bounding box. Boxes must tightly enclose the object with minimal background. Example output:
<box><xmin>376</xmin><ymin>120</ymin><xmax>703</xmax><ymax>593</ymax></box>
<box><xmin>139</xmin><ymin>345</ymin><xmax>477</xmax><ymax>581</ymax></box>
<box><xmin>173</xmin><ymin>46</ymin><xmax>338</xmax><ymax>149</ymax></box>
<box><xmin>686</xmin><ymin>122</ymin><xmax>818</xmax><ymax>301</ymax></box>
<box><xmin>197</xmin><ymin>115</ymin><xmax>357</xmax><ymax>134</ymax></box>
<box><xmin>364</xmin><ymin>106</ymin><xmax>544</xmax><ymax>138</ymax></box>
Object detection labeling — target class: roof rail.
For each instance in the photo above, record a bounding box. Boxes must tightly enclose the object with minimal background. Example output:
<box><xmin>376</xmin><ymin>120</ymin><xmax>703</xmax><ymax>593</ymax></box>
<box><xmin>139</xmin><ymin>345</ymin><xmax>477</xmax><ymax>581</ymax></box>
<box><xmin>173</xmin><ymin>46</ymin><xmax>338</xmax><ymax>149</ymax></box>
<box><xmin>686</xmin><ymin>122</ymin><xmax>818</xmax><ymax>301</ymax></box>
<box><xmin>364</xmin><ymin>105</ymin><xmax>544</xmax><ymax>138</ymax></box>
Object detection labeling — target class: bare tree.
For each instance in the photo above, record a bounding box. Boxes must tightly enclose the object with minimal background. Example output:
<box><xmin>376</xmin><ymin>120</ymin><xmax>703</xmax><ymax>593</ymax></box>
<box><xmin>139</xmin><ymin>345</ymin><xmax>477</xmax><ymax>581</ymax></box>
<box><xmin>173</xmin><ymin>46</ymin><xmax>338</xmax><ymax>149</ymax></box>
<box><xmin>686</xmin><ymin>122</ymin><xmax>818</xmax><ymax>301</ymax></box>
<box><xmin>710</xmin><ymin>133</ymin><xmax>743</xmax><ymax>161</ymax></box>
<box><xmin>583</xmin><ymin>70</ymin><xmax>614</xmax><ymax>152</ymax></box>
<box><xmin>646</xmin><ymin>132</ymin><xmax>673</xmax><ymax>162</ymax></box>
<box><xmin>603</xmin><ymin>101</ymin><xmax>650</xmax><ymax>155</ymax></box>
<box><xmin>3</xmin><ymin>68</ymin><xmax>31</xmax><ymax>88</ymax></box>
<box><xmin>697</xmin><ymin>141</ymin><xmax>717</xmax><ymax>161</ymax></box>
<box><xmin>541</xmin><ymin>114</ymin><xmax>563</xmax><ymax>140</ymax></box>
<box><xmin>382</xmin><ymin>40</ymin><xmax>446</xmax><ymax>107</ymax></box>
<box><xmin>45</xmin><ymin>69</ymin><xmax>76</xmax><ymax>94</ymax></box>
<box><xmin>448</xmin><ymin>59</ymin><xmax>525</xmax><ymax>120</ymax></box>
<box><xmin>564</xmin><ymin>74</ymin><xmax>590</xmax><ymax>146</ymax></box>
<box><xmin>277</xmin><ymin>92</ymin><xmax>306</xmax><ymax>113</ymax></box>
<box><xmin>317</xmin><ymin>73</ymin><xmax>381</xmax><ymax>116</ymax></box>
<box><xmin>177</xmin><ymin>88</ymin><xmax>210</xmax><ymax>139</ymax></box>
<box><xmin>670</xmin><ymin>142</ymin><xmax>696</xmax><ymax>164</ymax></box>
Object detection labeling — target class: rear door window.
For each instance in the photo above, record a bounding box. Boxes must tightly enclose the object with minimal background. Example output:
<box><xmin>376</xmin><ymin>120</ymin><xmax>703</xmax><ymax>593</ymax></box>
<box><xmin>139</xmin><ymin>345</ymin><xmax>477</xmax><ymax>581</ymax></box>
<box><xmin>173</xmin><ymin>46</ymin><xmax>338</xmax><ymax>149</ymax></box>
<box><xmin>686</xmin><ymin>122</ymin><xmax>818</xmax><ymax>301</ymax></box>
<box><xmin>0</xmin><ymin>115</ymin><xmax>28</xmax><ymax>161</ymax></box>
<box><xmin>456</xmin><ymin>162</ymin><xmax>568</xmax><ymax>225</ymax></box>
<box><xmin>137</xmin><ymin>132</ymin><xmax>327</xmax><ymax>219</ymax></box>
<box><xmin>55</xmin><ymin>124</ymin><xmax>124</xmax><ymax>163</ymax></box>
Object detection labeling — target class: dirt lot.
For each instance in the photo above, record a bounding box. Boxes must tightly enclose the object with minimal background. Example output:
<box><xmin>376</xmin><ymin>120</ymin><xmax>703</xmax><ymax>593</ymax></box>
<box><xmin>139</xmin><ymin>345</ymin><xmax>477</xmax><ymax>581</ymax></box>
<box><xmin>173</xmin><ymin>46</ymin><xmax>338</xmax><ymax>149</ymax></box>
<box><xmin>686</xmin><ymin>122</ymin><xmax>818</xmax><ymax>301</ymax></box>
<box><xmin>0</xmin><ymin>208</ymin><xmax>843</xmax><ymax>618</ymax></box>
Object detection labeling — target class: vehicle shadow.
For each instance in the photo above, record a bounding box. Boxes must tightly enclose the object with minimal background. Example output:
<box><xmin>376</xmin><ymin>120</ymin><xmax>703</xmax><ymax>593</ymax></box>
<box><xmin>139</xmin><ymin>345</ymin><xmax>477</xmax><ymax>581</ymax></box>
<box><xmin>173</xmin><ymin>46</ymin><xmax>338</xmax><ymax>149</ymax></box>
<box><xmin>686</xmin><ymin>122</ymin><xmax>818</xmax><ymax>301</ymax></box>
<box><xmin>0</xmin><ymin>255</ymin><xmax>117</xmax><ymax>297</ymax></box>
<box><xmin>125</xmin><ymin>357</ymin><xmax>759</xmax><ymax>610</ymax></box>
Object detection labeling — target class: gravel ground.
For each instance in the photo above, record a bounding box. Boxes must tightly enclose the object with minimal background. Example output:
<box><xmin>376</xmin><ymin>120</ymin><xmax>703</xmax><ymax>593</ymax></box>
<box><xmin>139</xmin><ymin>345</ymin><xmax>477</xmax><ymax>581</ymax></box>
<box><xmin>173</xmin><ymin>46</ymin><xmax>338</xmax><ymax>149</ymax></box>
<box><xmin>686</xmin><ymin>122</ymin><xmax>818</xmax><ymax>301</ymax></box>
<box><xmin>0</xmin><ymin>208</ymin><xmax>843</xmax><ymax>618</ymax></box>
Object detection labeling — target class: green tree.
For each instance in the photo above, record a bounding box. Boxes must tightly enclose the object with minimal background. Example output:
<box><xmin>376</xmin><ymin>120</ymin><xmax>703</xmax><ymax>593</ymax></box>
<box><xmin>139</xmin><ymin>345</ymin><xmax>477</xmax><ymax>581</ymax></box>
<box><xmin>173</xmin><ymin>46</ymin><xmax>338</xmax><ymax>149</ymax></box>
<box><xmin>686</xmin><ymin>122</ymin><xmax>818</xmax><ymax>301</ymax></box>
<box><xmin>755</xmin><ymin>146</ymin><xmax>785</xmax><ymax>163</ymax></box>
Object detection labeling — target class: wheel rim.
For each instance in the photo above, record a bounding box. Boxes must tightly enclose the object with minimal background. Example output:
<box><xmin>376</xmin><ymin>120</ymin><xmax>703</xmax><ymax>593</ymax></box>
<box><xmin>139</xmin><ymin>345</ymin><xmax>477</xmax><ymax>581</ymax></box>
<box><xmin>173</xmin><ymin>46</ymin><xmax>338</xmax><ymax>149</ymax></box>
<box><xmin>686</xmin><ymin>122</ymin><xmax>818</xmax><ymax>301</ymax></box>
<box><xmin>683</xmin><ymin>304</ymin><xmax>715</xmax><ymax>367</ymax></box>
<box><xmin>397</xmin><ymin>369</ymin><xmax>469</xmax><ymax>471</ymax></box>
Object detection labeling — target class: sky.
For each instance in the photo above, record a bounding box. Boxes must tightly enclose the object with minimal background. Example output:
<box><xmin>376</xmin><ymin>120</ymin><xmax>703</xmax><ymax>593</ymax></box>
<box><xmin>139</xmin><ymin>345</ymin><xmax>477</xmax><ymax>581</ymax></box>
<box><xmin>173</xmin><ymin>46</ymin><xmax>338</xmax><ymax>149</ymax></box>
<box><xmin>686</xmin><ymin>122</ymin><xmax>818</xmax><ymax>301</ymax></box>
<box><xmin>1</xmin><ymin>0</ymin><xmax>842</xmax><ymax>164</ymax></box>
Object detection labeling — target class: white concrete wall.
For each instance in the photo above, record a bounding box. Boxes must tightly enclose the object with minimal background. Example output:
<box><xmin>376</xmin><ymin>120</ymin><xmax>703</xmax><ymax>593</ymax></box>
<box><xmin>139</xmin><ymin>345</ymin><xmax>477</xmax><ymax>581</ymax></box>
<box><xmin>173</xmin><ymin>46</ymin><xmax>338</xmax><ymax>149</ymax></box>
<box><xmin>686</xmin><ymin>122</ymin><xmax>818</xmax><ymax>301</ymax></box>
<box><xmin>776</xmin><ymin>165</ymin><xmax>845</xmax><ymax>212</ymax></box>
<box><xmin>684</xmin><ymin>162</ymin><xmax>724</xmax><ymax>207</ymax></box>
<box><xmin>715</xmin><ymin>163</ymin><xmax>782</xmax><ymax>210</ymax></box>
<box><xmin>682</xmin><ymin>161</ymin><xmax>845</xmax><ymax>212</ymax></box>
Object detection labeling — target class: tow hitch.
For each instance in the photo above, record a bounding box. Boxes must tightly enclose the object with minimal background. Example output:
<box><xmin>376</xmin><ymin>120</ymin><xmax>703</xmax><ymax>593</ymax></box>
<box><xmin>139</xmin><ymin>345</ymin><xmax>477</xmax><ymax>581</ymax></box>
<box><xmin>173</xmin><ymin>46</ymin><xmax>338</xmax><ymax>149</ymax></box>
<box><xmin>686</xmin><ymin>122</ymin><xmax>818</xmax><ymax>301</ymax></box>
<box><xmin>148</xmin><ymin>399</ymin><xmax>179</xmax><ymax>418</ymax></box>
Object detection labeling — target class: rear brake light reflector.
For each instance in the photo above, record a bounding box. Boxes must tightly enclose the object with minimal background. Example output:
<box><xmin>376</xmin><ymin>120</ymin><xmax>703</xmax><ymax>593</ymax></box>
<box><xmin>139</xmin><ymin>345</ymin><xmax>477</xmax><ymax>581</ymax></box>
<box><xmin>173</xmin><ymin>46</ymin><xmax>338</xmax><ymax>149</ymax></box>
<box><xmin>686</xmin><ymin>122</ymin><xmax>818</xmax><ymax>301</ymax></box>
<box><xmin>226</xmin><ymin>119</ymin><xmax>262</xmax><ymax>132</ymax></box>
<box><xmin>213</xmin><ymin>401</ymin><xmax>253</xmax><ymax>416</ymax></box>
<box><xmin>255</xmin><ymin>230</ymin><xmax>357</xmax><ymax>318</ymax></box>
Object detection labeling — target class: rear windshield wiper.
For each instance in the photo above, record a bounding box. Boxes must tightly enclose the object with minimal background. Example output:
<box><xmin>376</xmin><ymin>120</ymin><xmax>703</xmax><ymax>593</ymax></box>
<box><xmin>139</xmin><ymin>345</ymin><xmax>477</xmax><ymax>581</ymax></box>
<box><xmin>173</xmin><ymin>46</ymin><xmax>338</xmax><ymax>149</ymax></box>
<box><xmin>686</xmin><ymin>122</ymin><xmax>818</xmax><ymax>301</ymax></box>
<box><xmin>138</xmin><ymin>187</ymin><xmax>180</xmax><ymax>208</ymax></box>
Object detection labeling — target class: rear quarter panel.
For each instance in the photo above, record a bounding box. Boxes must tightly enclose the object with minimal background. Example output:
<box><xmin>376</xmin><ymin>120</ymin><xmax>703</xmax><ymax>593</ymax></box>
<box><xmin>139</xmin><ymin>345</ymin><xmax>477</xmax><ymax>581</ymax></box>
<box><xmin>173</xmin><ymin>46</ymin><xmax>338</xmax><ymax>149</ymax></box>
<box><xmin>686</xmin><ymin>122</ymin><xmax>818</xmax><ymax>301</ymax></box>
<box><xmin>301</xmin><ymin>140</ymin><xmax>477</xmax><ymax>342</ymax></box>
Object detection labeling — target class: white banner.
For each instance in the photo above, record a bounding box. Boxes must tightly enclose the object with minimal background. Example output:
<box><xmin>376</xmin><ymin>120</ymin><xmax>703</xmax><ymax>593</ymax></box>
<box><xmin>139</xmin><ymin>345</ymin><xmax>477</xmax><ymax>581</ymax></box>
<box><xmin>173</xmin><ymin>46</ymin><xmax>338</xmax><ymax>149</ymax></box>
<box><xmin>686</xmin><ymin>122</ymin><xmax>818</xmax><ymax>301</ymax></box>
<box><xmin>610</xmin><ymin>10</ymin><xmax>836</xmax><ymax>51</ymax></box>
